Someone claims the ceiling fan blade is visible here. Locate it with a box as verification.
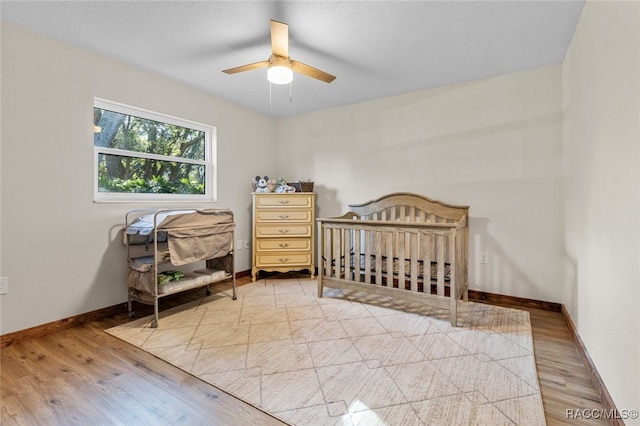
[291,60,336,83]
[270,20,289,58]
[222,60,269,74]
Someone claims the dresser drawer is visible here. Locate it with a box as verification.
[255,252,311,267]
[255,223,312,238]
[255,209,312,222]
[255,194,313,208]
[256,238,311,251]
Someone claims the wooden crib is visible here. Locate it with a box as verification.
[317,193,469,326]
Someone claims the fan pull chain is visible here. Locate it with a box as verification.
[267,81,293,107]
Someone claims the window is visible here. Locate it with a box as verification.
[93,98,216,202]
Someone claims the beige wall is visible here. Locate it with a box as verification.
[563,1,640,420]
[277,65,565,303]
[0,23,278,334]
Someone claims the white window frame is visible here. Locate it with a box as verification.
[93,98,216,203]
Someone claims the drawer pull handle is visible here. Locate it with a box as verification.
[278,200,290,205]
[278,243,290,248]
[278,229,289,234]
[278,214,289,219]
[278,258,290,263]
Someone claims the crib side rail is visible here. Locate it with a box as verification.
[317,217,465,299]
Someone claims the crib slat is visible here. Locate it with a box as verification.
[374,231,383,285]
[364,229,372,284]
[354,227,362,282]
[328,227,334,278]
[344,228,351,281]
[339,228,345,279]
[332,228,341,279]
[421,233,431,294]
[386,233,393,287]
[410,232,418,292]
[405,229,411,264]
[437,234,446,296]
[323,226,331,277]
[397,231,405,289]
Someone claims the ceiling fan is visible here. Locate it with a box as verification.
[222,20,336,85]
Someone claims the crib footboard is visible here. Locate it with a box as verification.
[316,193,469,326]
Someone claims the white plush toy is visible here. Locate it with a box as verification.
[275,184,296,193]
[275,177,296,193]
[254,175,270,193]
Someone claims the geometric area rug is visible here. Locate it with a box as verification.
[105,276,546,425]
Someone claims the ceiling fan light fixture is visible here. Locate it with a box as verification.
[267,65,293,84]
[267,55,293,85]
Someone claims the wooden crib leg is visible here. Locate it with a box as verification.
[450,298,458,327]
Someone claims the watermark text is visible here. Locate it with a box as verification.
[566,408,638,420]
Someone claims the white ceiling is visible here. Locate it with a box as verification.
[1,1,584,117]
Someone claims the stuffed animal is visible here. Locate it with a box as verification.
[254,175,270,193]
[276,183,296,193]
[274,177,296,193]
[267,179,278,193]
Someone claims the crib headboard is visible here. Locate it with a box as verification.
[347,192,469,224]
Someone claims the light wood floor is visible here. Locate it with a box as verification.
[1,276,609,425]
[482,302,609,426]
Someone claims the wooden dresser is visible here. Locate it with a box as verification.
[252,192,315,281]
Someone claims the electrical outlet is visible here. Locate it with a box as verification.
[0,277,8,295]
[479,252,489,264]
[244,240,250,249]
